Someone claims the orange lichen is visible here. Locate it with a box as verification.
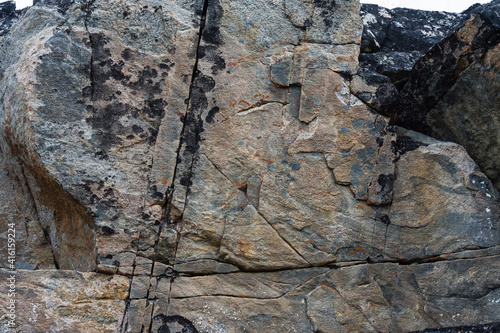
[349,247,368,255]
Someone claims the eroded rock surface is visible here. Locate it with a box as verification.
[359,4,461,89]
[392,1,500,191]
[0,0,499,332]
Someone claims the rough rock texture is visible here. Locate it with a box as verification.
[357,1,500,196]
[358,4,462,89]
[0,1,17,37]
[0,269,130,332]
[0,0,499,332]
[392,0,500,192]
[352,4,467,118]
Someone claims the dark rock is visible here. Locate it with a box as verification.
[391,3,500,189]
[0,0,17,36]
[360,4,393,53]
[33,0,72,14]
[0,1,15,19]
[460,0,500,29]
[360,4,462,54]
[359,51,422,89]
[351,65,400,116]
[413,322,500,333]
[383,7,461,53]
[359,4,462,89]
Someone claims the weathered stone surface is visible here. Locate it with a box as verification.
[360,4,393,53]
[0,1,15,19]
[0,1,17,37]
[361,4,461,54]
[392,2,500,190]
[359,50,423,89]
[0,0,499,332]
[414,322,500,333]
[381,8,461,53]
[0,0,206,271]
[350,63,400,117]
[0,146,55,269]
[358,4,462,89]
[360,1,500,196]
[145,256,500,332]
[0,269,129,332]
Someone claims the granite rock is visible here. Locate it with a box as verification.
[358,4,462,89]
[392,1,500,190]
[0,269,130,332]
[0,0,499,332]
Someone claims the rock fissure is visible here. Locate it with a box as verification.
[201,152,312,268]
[329,283,382,332]
[119,260,136,333]
[82,0,95,101]
[248,207,312,266]
[236,100,290,114]
[150,0,212,320]
[304,294,319,333]
[18,164,59,269]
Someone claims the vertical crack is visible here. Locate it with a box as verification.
[146,301,155,333]
[304,293,318,332]
[82,0,95,103]
[19,165,59,269]
[147,0,210,322]
[152,0,209,262]
[165,0,210,289]
[119,259,136,333]
[383,155,397,255]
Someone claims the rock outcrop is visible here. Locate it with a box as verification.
[392,0,500,191]
[0,0,499,332]
[359,4,462,89]
[352,3,464,116]
[0,1,17,37]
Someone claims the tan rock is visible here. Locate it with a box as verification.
[0,269,129,332]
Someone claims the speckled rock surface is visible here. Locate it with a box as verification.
[353,4,464,117]
[358,4,462,89]
[392,0,500,191]
[0,0,499,332]
[0,1,17,37]
[0,269,130,332]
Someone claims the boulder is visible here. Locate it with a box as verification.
[358,4,462,89]
[393,0,500,189]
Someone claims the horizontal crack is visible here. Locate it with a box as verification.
[236,100,289,113]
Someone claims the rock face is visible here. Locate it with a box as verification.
[0,0,499,332]
[0,1,17,37]
[359,4,462,89]
[352,4,462,117]
[392,0,500,191]
[357,1,500,195]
